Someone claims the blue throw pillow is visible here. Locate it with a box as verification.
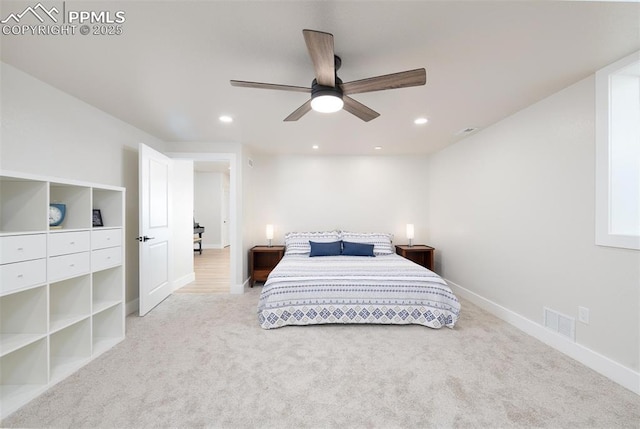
[341,241,375,257]
[309,240,342,257]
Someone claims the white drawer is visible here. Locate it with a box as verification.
[0,258,47,295]
[92,229,122,250]
[0,234,46,265]
[48,252,90,282]
[92,247,122,272]
[48,231,90,257]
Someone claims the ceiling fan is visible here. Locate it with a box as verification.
[230,29,427,122]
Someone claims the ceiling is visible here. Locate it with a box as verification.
[1,1,639,155]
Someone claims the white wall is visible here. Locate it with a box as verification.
[194,172,222,248]
[0,62,167,306]
[0,63,167,184]
[172,160,195,290]
[248,154,430,247]
[428,76,640,380]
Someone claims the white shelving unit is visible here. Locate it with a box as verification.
[0,171,125,419]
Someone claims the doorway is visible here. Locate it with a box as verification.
[178,160,231,293]
[168,152,240,294]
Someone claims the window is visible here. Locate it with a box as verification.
[595,51,640,250]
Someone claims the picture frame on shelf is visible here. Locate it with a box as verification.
[92,209,103,227]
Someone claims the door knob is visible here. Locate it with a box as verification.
[136,236,155,242]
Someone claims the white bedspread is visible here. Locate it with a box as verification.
[257,253,461,329]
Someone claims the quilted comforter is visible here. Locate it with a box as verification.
[257,253,461,329]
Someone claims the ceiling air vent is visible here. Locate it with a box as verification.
[456,127,479,136]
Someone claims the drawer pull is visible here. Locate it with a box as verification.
[69,264,75,267]
[17,274,23,278]
[17,247,24,251]
[69,241,75,245]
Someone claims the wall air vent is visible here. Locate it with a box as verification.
[543,307,575,341]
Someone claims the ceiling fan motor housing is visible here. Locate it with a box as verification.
[311,77,344,100]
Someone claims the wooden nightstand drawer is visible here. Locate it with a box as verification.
[395,245,435,271]
[249,245,285,287]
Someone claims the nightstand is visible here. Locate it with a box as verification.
[249,245,285,287]
[395,245,435,271]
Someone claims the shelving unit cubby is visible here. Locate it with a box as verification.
[49,275,91,333]
[0,177,48,233]
[50,183,91,230]
[0,286,47,356]
[50,319,92,382]
[92,188,123,228]
[0,170,125,419]
[93,266,123,314]
[0,339,48,416]
[92,303,124,356]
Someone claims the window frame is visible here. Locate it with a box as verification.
[595,50,640,250]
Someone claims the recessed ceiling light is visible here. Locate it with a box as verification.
[414,117,428,125]
[219,115,233,123]
[374,146,382,150]
[312,145,319,150]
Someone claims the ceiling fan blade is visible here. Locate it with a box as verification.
[284,100,312,121]
[342,96,380,122]
[341,68,426,95]
[230,80,310,93]
[303,29,335,87]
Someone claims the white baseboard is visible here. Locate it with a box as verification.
[231,278,250,294]
[126,298,139,316]
[445,278,640,395]
[173,272,196,291]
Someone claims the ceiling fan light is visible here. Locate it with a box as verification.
[311,95,344,113]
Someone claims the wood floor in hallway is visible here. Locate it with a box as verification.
[175,247,231,294]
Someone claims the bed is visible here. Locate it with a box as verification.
[257,231,461,329]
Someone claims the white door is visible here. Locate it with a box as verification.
[221,172,230,247]
[138,143,173,316]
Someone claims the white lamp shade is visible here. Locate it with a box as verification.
[266,224,274,240]
[311,95,344,113]
[406,224,415,240]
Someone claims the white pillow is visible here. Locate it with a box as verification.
[284,231,341,254]
[340,231,394,255]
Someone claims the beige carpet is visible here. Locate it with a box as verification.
[2,288,639,428]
